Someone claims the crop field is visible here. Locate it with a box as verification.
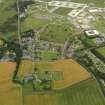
[0,62,22,105]
[23,78,105,105]
[34,59,90,89]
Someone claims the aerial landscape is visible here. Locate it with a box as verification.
[1,0,105,105]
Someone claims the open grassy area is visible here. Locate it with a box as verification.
[82,37,96,47]
[40,51,60,60]
[40,23,75,43]
[96,47,105,57]
[92,19,105,34]
[21,15,50,32]
[0,62,22,105]
[23,78,105,105]
[54,7,72,16]
[0,0,17,40]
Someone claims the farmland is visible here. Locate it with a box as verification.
[31,59,90,89]
[1,0,105,105]
[17,60,33,80]
[23,78,105,105]
[0,62,22,105]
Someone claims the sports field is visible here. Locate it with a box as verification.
[0,62,22,105]
[24,78,105,105]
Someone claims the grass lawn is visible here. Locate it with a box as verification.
[21,15,50,32]
[96,47,105,57]
[23,78,105,105]
[40,51,60,60]
[40,23,75,43]
[92,19,105,34]
[54,7,72,16]
[82,37,96,47]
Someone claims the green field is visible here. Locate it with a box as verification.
[40,23,75,43]
[21,15,50,32]
[82,37,96,47]
[40,51,61,60]
[54,7,72,16]
[96,47,105,57]
[92,19,105,34]
[23,78,105,105]
[0,0,17,39]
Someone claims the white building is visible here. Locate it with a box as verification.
[85,30,99,37]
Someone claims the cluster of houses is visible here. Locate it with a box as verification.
[21,30,63,60]
[0,51,16,62]
[21,30,35,59]
[39,41,63,53]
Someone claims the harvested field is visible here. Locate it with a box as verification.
[35,59,90,89]
[17,60,33,80]
[52,59,90,89]
[0,62,16,82]
[0,62,22,105]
